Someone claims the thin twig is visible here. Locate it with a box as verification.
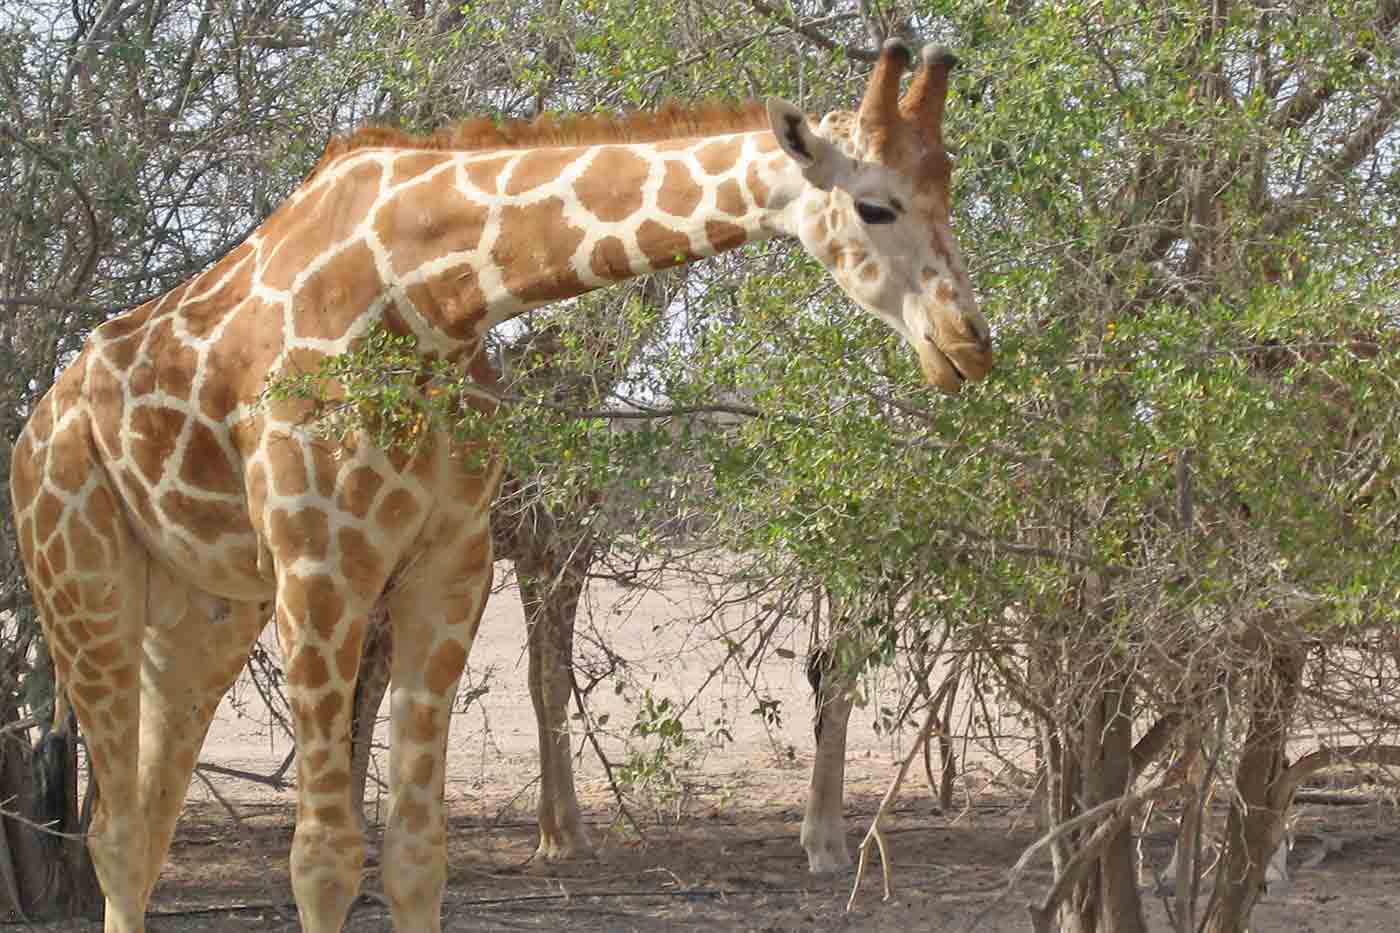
[195,757,294,790]
[0,798,84,841]
[740,0,878,61]
[191,768,248,834]
[847,700,942,911]
[964,763,1191,932]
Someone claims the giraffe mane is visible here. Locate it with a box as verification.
[311,100,771,177]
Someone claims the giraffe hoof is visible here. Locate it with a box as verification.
[533,836,596,862]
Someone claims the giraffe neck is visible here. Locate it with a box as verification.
[268,126,808,353]
[463,127,808,329]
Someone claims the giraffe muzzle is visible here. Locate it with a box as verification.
[912,315,994,394]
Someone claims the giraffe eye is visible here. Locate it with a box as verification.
[855,202,898,225]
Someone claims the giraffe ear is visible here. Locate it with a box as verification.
[766,98,844,191]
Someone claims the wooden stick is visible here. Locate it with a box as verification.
[847,700,942,911]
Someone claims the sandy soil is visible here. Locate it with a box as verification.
[32,571,1400,931]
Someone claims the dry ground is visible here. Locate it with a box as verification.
[24,573,1400,931]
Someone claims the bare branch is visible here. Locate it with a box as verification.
[0,296,129,316]
[1268,0,1400,133]
[1261,81,1400,239]
[740,0,878,62]
[1277,744,1400,805]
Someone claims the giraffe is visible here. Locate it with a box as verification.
[9,39,991,932]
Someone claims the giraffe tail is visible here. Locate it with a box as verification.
[33,688,74,833]
[806,647,829,743]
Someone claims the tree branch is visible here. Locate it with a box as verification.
[0,123,104,301]
[0,296,129,316]
[740,0,878,62]
[1276,744,1400,806]
[1260,81,1400,239]
[1268,0,1400,133]
[969,762,1189,933]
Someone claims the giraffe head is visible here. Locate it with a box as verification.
[767,40,992,394]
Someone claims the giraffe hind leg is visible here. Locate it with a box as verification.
[135,569,270,904]
[43,502,152,931]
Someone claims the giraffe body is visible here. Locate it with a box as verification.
[11,41,990,931]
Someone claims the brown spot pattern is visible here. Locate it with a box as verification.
[406,701,438,743]
[334,617,366,682]
[491,200,586,304]
[424,639,466,695]
[705,221,747,253]
[636,220,699,270]
[180,423,241,495]
[308,769,350,794]
[67,517,107,571]
[32,492,63,545]
[312,692,344,738]
[504,149,578,196]
[398,799,429,833]
[292,240,383,342]
[716,179,746,216]
[374,177,488,279]
[281,574,347,640]
[181,248,255,339]
[695,139,741,176]
[337,528,383,600]
[577,148,648,221]
[410,752,435,787]
[388,153,449,188]
[129,363,156,398]
[589,237,631,280]
[128,406,186,485]
[262,161,384,291]
[159,489,245,542]
[288,645,330,689]
[268,507,330,561]
[402,274,488,343]
[46,423,91,494]
[462,155,511,195]
[335,467,384,519]
[657,162,703,217]
[102,330,145,372]
[376,488,420,534]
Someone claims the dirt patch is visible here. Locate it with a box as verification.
[29,573,1400,930]
[38,790,1400,932]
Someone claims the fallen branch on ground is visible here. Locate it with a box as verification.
[847,699,942,911]
[965,757,1193,933]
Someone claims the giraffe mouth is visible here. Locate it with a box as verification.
[904,300,992,394]
[919,334,969,394]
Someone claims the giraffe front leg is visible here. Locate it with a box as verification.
[275,581,370,933]
[381,524,494,932]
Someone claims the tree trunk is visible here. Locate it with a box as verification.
[1097,678,1146,933]
[1030,635,1098,933]
[1200,643,1306,933]
[0,731,102,920]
